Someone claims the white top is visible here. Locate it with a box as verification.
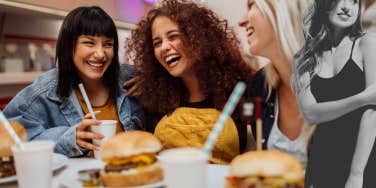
[267,95,314,167]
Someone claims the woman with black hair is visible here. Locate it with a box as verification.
[293,0,376,187]
[4,6,144,157]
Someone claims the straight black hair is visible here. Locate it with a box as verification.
[55,6,120,99]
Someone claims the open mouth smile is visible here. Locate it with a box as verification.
[87,61,104,68]
[165,54,181,68]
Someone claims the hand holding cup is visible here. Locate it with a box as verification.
[76,111,103,151]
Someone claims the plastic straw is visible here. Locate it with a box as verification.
[255,98,262,150]
[78,83,96,120]
[202,82,246,156]
[0,111,24,149]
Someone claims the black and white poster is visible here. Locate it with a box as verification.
[293,0,376,187]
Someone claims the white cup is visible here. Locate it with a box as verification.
[11,140,55,188]
[90,120,117,159]
[158,147,208,188]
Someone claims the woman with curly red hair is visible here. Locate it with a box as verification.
[125,0,253,164]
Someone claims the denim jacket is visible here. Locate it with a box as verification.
[4,64,145,157]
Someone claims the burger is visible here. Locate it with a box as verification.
[100,131,163,187]
[226,150,304,188]
[0,121,27,178]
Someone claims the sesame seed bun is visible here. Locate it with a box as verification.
[101,131,162,159]
[226,150,304,188]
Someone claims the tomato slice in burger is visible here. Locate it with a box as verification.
[226,176,240,182]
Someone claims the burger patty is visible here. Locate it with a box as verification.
[104,154,157,173]
[229,176,303,188]
[105,163,137,173]
[0,157,16,178]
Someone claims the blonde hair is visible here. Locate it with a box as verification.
[254,0,307,96]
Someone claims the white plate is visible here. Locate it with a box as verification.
[0,175,17,184]
[61,180,164,188]
[53,153,69,171]
[128,181,165,188]
[59,163,229,188]
[0,153,68,184]
[59,158,164,188]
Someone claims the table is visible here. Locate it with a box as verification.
[0,158,230,188]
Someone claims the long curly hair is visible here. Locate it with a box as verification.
[293,0,363,93]
[126,0,253,115]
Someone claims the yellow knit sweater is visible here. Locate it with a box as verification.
[154,107,239,164]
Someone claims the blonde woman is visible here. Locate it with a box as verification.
[238,0,313,165]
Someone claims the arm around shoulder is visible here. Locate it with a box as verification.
[120,63,137,81]
[296,72,368,125]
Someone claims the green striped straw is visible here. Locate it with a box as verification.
[78,83,97,120]
[0,111,24,149]
[202,82,246,156]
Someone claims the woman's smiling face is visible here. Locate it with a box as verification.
[151,16,194,78]
[73,35,114,82]
[238,0,275,56]
[329,0,359,29]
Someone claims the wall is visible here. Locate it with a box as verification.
[206,0,248,52]
[364,2,376,32]
[3,15,62,38]
[0,13,131,98]
[10,0,153,24]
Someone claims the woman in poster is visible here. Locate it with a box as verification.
[293,0,376,187]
